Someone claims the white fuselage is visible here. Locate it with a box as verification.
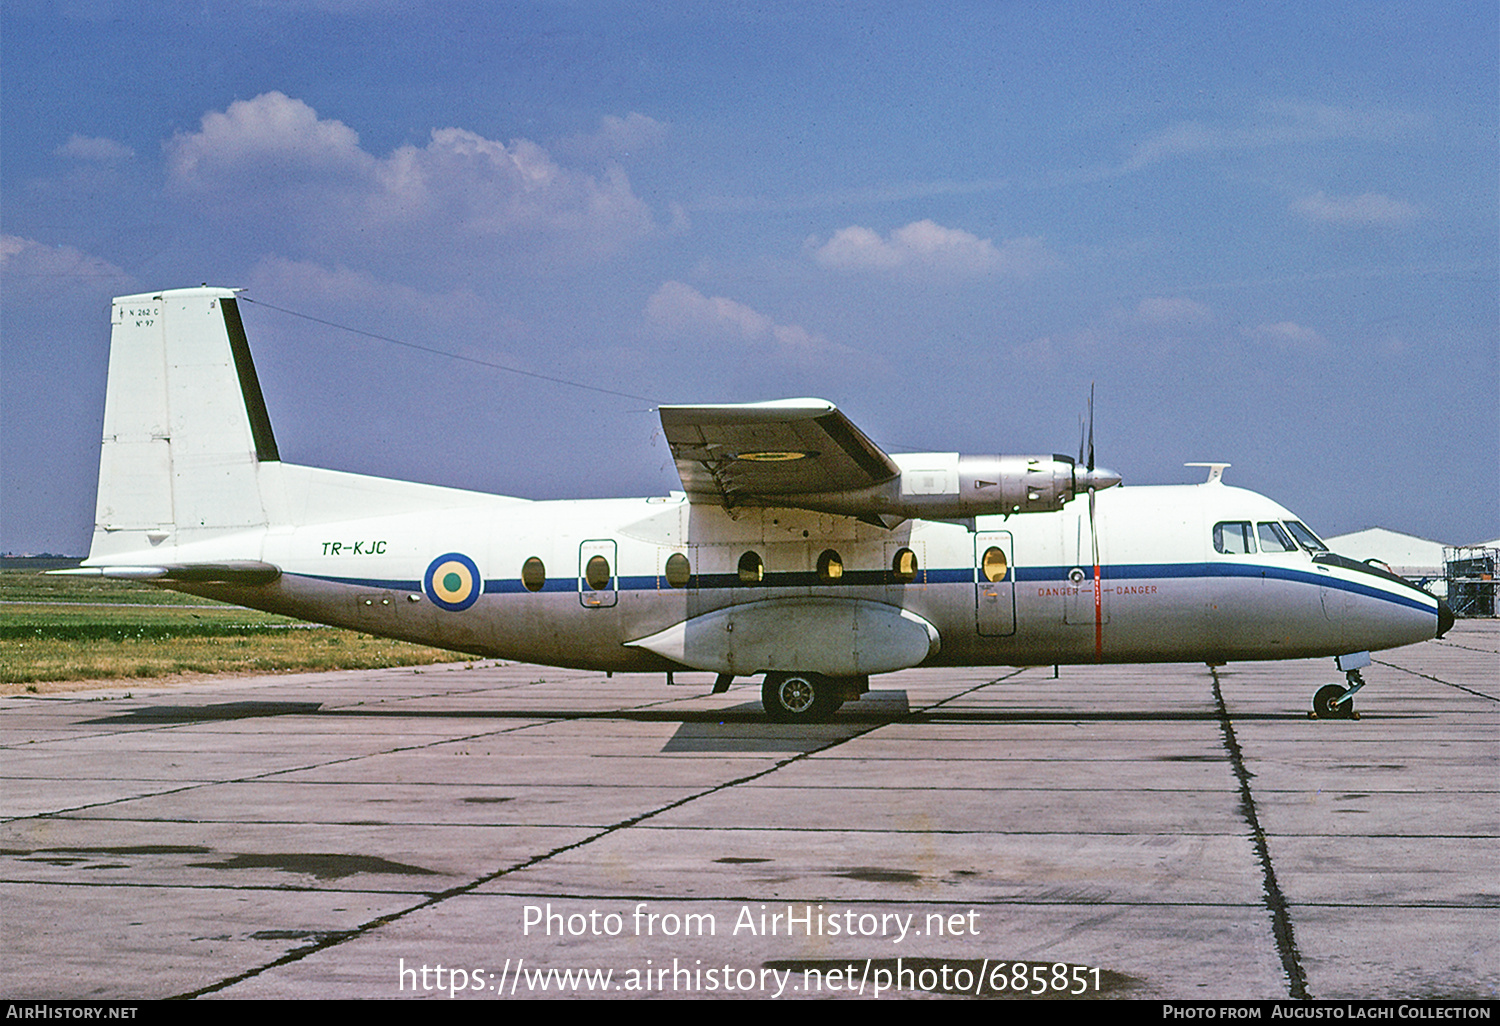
[162,461,1441,674]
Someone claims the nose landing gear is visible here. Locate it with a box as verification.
[1311,654,1370,720]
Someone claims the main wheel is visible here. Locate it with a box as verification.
[1312,683,1351,719]
[762,672,840,723]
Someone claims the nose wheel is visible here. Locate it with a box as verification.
[1312,683,1356,719]
[1311,668,1365,720]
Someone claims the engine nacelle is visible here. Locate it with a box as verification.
[765,452,1121,526]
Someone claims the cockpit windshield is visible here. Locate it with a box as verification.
[1257,522,1298,553]
[1284,521,1328,553]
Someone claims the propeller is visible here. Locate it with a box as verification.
[1075,385,1120,660]
[1075,384,1122,496]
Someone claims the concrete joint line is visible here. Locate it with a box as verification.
[1210,668,1310,1001]
[177,693,913,997]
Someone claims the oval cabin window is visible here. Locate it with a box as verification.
[816,549,844,583]
[521,556,546,592]
[585,554,612,590]
[738,551,764,584]
[891,547,919,583]
[664,552,691,588]
[981,546,1008,582]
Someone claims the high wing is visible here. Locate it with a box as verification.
[659,398,1117,525]
[659,399,899,508]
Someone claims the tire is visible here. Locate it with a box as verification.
[1312,683,1350,719]
[762,672,840,723]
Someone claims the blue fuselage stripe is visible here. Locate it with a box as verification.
[290,559,1436,617]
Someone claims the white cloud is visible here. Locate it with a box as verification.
[55,134,134,162]
[811,225,898,270]
[647,280,770,339]
[1291,191,1422,227]
[1242,320,1328,350]
[1122,100,1426,173]
[644,281,858,369]
[1123,121,1227,173]
[165,92,656,268]
[0,234,135,292]
[242,256,531,365]
[555,112,670,162]
[246,255,478,316]
[1009,335,1061,371]
[368,130,652,246]
[167,91,369,185]
[1131,296,1214,327]
[809,220,1058,277]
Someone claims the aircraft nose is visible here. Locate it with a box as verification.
[1437,597,1455,639]
[1082,466,1122,491]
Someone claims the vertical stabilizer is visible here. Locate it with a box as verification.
[89,287,279,561]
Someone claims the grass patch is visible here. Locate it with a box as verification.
[0,570,470,688]
[0,568,232,605]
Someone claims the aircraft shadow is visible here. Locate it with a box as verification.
[80,695,1352,757]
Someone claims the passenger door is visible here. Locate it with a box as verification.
[578,539,617,608]
[974,530,1016,636]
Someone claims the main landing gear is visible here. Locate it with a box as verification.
[1310,653,1371,720]
[761,672,867,723]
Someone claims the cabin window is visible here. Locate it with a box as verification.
[891,547,919,583]
[981,546,1008,582]
[585,554,612,590]
[816,549,844,583]
[1213,521,1255,554]
[664,552,691,588]
[1284,521,1329,553]
[1257,522,1297,553]
[521,556,546,592]
[738,551,764,584]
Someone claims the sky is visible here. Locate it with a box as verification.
[2,0,1496,555]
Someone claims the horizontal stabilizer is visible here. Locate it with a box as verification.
[51,561,281,585]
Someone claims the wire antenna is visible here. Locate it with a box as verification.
[239,295,660,405]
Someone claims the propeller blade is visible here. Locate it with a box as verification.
[1085,383,1103,659]
[1072,382,1121,491]
[1091,483,1103,660]
[1087,382,1096,472]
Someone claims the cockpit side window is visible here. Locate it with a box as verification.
[1213,521,1255,554]
[1257,522,1297,553]
[1284,521,1329,553]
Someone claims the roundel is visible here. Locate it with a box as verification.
[424,552,482,612]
